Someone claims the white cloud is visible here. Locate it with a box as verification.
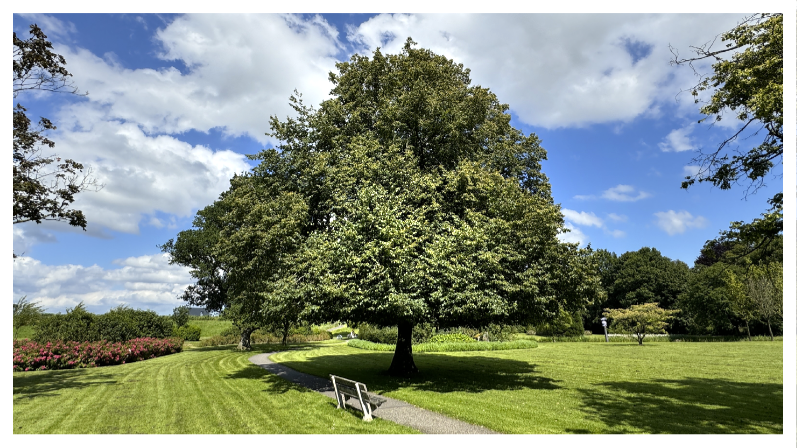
[562,209,603,227]
[347,13,743,129]
[52,14,342,145]
[653,210,708,235]
[658,124,696,152]
[601,184,651,202]
[575,185,650,202]
[560,209,626,243]
[558,223,589,246]
[15,13,76,39]
[607,213,628,222]
[13,254,193,314]
[50,120,251,235]
[573,194,596,200]
[13,224,58,257]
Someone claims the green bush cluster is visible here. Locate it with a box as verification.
[428,333,473,343]
[356,323,399,344]
[196,327,331,347]
[534,311,585,337]
[358,322,508,344]
[347,339,537,353]
[172,325,202,341]
[34,304,173,343]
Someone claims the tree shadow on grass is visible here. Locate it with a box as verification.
[572,377,782,434]
[13,369,117,400]
[224,363,311,395]
[279,351,560,395]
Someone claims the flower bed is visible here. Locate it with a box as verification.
[13,337,183,372]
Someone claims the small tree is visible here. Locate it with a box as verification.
[603,303,679,345]
[13,295,44,340]
[747,263,782,341]
[172,305,190,328]
[724,270,756,340]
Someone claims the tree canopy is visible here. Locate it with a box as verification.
[167,39,602,374]
[603,302,679,346]
[672,13,782,202]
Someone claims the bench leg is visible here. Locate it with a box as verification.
[338,393,346,409]
[362,402,373,422]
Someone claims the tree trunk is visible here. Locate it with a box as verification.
[237,327,253,351]
[282,321,290,346]
[745,320,751,341]
[388,322,418,376]
[767,319,773,341]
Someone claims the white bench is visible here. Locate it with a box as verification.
[329,375,387,421]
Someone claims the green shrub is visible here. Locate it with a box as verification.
[173,325,202,341]
[34,303,99,343]
[34,304,173,343]
[196,328,331,347]
[347,339,538,352]
[357,323,435,344]
[535,311,585,337]
[412,322,435,344]
[94,306,173,342]
[482,323,517,341]
[429,333,473,343]
[220,326,241,337]
[357,323,399,344]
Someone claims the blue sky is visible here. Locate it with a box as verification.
[12,12,787,315]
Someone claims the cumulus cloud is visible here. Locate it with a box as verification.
[53,14,342,145]
[13,254,193,314]
[560,209,625,244]
[658,124,696,152]
[653,210,708,235]
[607,213,628,222]
[48,120,251,235]
[347,13,743,129]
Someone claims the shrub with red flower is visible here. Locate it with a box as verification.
[13,337,184,372]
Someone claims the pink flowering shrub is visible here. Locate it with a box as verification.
[13,337,183,372]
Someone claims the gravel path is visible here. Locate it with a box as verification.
[249,352,497,434]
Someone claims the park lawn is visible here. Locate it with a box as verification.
[12,343,417,434]
[271,341,783,434]
[188,318,235,339]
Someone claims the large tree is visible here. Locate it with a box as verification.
[605,248,689,308]
[255,39,602,375]
[671,13,782,258]
[13,24,101,246]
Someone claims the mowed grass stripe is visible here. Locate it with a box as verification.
[272,341,782,434]
[13,344,417,434]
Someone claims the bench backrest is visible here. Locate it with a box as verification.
[330,375,373,401]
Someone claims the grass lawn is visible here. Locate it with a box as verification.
[12,343,417,434]
[271,340,783,434]
[188,319,235,339]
